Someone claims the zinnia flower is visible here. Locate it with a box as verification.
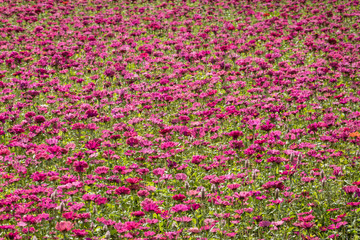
[55,221,74,232]
[115,186,131,195]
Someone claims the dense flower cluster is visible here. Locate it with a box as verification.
[0,0,359,239]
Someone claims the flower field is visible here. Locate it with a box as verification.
[0,0,360,239]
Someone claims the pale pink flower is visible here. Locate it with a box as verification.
[55,221,74,232]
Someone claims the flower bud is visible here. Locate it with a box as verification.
[103,225,108,231]
[274,188,279,199]
[104,230,111,239]
[32,236,38,240]
[322,179,326,188]
[252,170,257,180]
[211,184,217,193]
[245,160,249,169]
[185,181,190,191]
[50,190,57,200]
[93,206,97,215]
[59,202,65,213]
[289,153,294,162]
[356,150,360,157]
[320,170,325,179]
[201,187,206,200]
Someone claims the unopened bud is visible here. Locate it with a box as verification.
[103,224,108,231]
[356,150,360,157]
[185,181,190,191]
[310,170,314,176]
[252,170,257,180]
[274,188,279,199]
[50,190,57,200]
[289,153,294,162]
[320,170,325,179]
[322,179,326,188]
[93,206,97,215]
[201,187,206,200]
[59,202,65,212]
[245,160,250,169]
[32,236,38,240]
[104,230,111,239]
[211,184,217,193]
[90,222,95,229]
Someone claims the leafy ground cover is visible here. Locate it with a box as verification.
[0,0,360,239]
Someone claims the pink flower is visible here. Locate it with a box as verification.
[72,229,88,237]
[34,115,46,123]
[153,168,165,176]
[259,221,272,227]
[94,166,109,175]
[141,198,160,213]
[227,183,241,191]
[126,137,139,147]
[115,187,131,195]
[85,139,101,150]
[293,221,314,229]
[131,211,145,217]
[31,172,47,182]
[175,173,187,181]
[191,155,207,164]
[137,190,150,197]
[144,231,156,236]
[227,130,243,139]
[188,227,201,233]
[272,221,284,226]
[73,161,88,173]
[95,197,108,205]
[172,194,186,201]
[343,185,358,194]
[55,221,74,232]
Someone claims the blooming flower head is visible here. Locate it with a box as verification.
[73,161,89,173]
[55,221,74,232]
[115,186,131,195]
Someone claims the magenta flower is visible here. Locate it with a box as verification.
[73,161,88,173]
[259,221,272,227]
[115,186,131,195]
[85,139,101,150]
[172,194,186,201]
[34,115,46,123]
[126,137,139,147]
